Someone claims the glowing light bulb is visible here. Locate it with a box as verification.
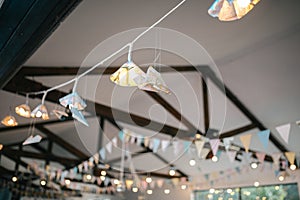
[227,188,233,193]
[12,176,18,182]
[86,174,92,180]
[251,162,258,169]
[100,176,106,181]
[164,189,170,194]
[254,181,260,187]
[212,155,218,162]
[181,184,187,190]
[132,186,138,193]
[36,111,42,118]
[146,177,152,183]
[237,0,251,8]
[278,175,285,182]
[209,188,215,193]
[114,179,120,185]
[169,169,176,176]
[65,179,71,185]
[101,170,107,176]
[40,179,47,186]
[189,159,196,166]
[290,164,296,171]
[147,189,153,194]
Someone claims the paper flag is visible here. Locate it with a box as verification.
[239,134,252,152]
[173,140,183,155]
[104,177,110,186]
[106,142,113,154]
[112,137,118,147]
[200,148,210,159]
[256,152,266,163]
[171,178,180,186]
[125,179,133,190]
[144,137,150,147]
[223,137,234,151]
[110,61,146,87]
[136,137,143,146]
[226,151,237,163]
[23,135,42,145]
[59,92,87,110]
[83,161,88,172]
[135,66,171,94]
[161,140,170,152]
[150,181,155,189]
[285,152,295,165]
[118,131,124,141]
[209,139,220,156]
[99,148,106,160]
[152,138,161,153]
[271,153,282,166]
[194,140,205,157]
[276,123,291,144]
[156,179,164,188]
[257,130,270,149]
[70,107,89,126]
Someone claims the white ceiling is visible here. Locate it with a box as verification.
[1,0,300,187]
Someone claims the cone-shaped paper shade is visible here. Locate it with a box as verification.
[1,115,18,126]
[70,107,89,126]
[110,61,146,87]
[59,92,87,110]
[136,66,171,94]
[52,110,68,120]
[15,104,31,118]
[23,135,42,145]
[31,104,49,120]
[208,0,224,18]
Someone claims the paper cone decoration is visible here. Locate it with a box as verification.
[276,123,291,144]
[15,104,31,118]
[135,66,171,94]
[239,134,252,152]
[31,104,49,120]
[285,152,295,165]
[59,92,87,111]
[208,0,260,21]
[52,109,68,120]
[23,135,42,145]
[226,150,237,163]
[1,115,18,126]
[70,107,89,126]
[256,152,266,163]
[257,130,270,149]
[209,139,220,156]
[110,61,146,87]
[223,137,234,151]
[195,140,205,157]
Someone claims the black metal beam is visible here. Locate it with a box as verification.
[0,0,82,88]
[219,124,257,139]
[202,77,210,133]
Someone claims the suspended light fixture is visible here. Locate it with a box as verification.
[169,168,176,176]
[208,0,260,21]
[1,115,18,126]
[189,158,196,166]
[146,176,152,183]
[135,66,171,94]
[212,155,218,162]
[290,164,296,171]
[31,92,49,120]
[70,107,89,126]
[15,94,31,118]
[12,176,18,182]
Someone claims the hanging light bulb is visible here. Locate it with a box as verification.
[146,176,152,183]
[278,175,285,182]
[1,115,18,126]
[31,92,49,120]
[12,176,18,182]
[132,186,139,193]
[15,94,31,118]
[169,168,176,176]
[250,162,258,169]
[189,158,196,166]
[59,91,87,111]
[290,164,297,171]
[110,61,146,87]
[212,155,218,162]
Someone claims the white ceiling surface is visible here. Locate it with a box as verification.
[0,0,299,187]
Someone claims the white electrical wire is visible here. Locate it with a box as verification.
[27,0,187,97]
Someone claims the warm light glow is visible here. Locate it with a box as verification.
[231,192,235,196]
[114,179,120,185]
[209,188,215,193]
[132,186,139,193]
[31,104,49,120]
[208,194,213,199]
[189,159,196,166]
[147,189,153,195]
[169,169,176,176]
[290,164,296,171]
[86,174,92,180]
[254,181,260,187]
[275,186,280,190]
[251,162,258,169]
[1,115,18,126]
[262,197,267,200]
[65,179,71,185]
[100,176,106,181]
[15,104,31,118]
[164,189,170,194]
[146,177,152,183]
[195,133,201,140]
[12,176,18,182]
[40,180,47,186]
[278,175,285,181]
[218,197,223,200]
[59,92,87,111]
[181,184,187,190]
[101,170,107,176]
[237,0,251,8]
[0,144,3,151]
[212,155,218,162]
[227,188,233,193]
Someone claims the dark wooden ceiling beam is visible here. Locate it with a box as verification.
[202,77,210,133]
[35,125,88,160]
[219,123,257,139]
[0,0,82,88]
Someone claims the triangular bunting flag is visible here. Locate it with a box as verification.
[118,131,124,141]
[106,141,113,154]
[136,137,143,146]
[276,123,291,144]
[195,140,205,157]
[200,148,210,159]
[223,137,234,151]
[161,140,170,152]
[112,137,118,147]
[285,152,295,165]
[257,130,270,149]
[239,134,252,152]
[99,148,106,160]
[152,138,161,153]
[271,153,282,166]
[156,179,164,188]
[209,139,220,156]
[144,137,150,147]
[256,152,266,163]
[226,151,237,163]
